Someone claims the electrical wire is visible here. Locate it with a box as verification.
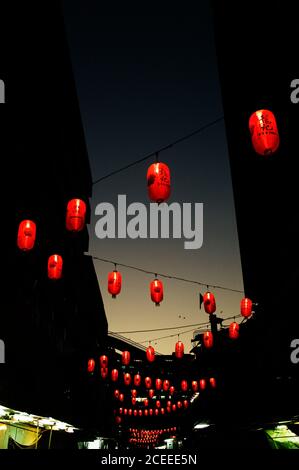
[92,255,244,294]
[92,116,224,185]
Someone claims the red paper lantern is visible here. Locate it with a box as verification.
[132,397,136,406]
[177,401,182,409]
[146,345,155,362]
[66,198,86,232]
[155,409,159,416]
[128,409,132,416]
[203,291,216,314]
[111,369,119,382]
[209,377,217,388]
[119,393,124,402]
[172,404,177,412]
[163,380,170,392]
[144,399,149,407]
[149,389,155,399]
[147,162,171,203]
[145,377,152,389]
[183,400,188,409]
[241,298,253,318]
[161,408,165,415]
[131,389,137,398]
[124,373,131,386]
[249,109,279,156]
[199,379,206,391]
[150,279,163,306]
[156,400,161,408]
[115,416,122,424]
[181,380,188,392]
[144,409,148,417]
[108,270,122,298]
[203,331,213,349]
[191,380,198,392]
[175,340,184,359]
[17,220,36,251]
[114,389,120,399]
[134,374,141,387]
[119,407,123,415]
[149,409,153,416]
[122,350,131,366]
[167,400,172,408]
[155,378,162,391]
[134,410,138,417]
[87,359,95,373]
[229,322,239,339]
[167,406,171,413]
[138,410,143,417]
[169,386,175,395]
[48,254,63,280]
[100,355,108,368]
[101,367,108,379]
[124,408,128,415]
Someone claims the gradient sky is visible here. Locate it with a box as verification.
[62,3,244,354]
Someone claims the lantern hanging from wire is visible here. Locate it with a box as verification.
[150,278,163,306]
[249,109,279,156]
[66,198,87,232]
[147,159,171,203]
[108,269,122,298]
[17,220,36,251]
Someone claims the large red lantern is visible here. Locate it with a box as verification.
[210,377,217,388]
[108,270,122,298]
[87,359,95,373]
[100,355,108,368]
[191,380,198,392]
[146,345,155,362]
[203,331,213,349]
[114,389,120,399]
[66,198,86,232]
[122,350,131,366]
[101,367,108,379]
[249,109,279,156]
[183,400,189,409]
[111,369,119,382]
[229,322,239,339]
[169,386,175,395]
[203,291,216,314]
[134,374,141,387]
[147,162,171,203]
[124,373,131,386]
[175,340,184,359]
[150,279,163,306]
[241,298,253,318]
[155,378,162,391]
[181,380,188,392]
[17,220,36,251]
[145,377,152,389]
[199,379,206,390]
[48,254,63,280]
[149,389,155,399]
[163,380,170,392]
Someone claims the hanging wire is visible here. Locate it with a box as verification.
[92,116,224,185]
[92,256,244,293]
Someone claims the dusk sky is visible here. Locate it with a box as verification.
[62,3,244,354]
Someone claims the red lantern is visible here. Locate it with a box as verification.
[150,279,163,306]
[191,380,198,392]
[138,410,143,417]
[181,380,188,392]
[111,369,118,382]
[48,254,63,280]
[160,408,165,415]
[147,162,171,203]
[101,367,108,379]
[149,389,155,399]
[108,270,122,298]
[175,340,184,359]
[183,400,188,409]
[144,409,148,417]
[128,409,132,416]
[163,380,170,392]
[115,416,122,425]
[229,322,239,339]
[119,407,123,415]
[145,377,152,389]
[149,409,153,416]
[144,399,149,407]
[177,401,182,409]
[172,404,177,412]
[156,400,161,408]
[203,291,216,314]
[132,397,136,406]
[155,409,159,416]
[167,400,172,408]
[210,377,217,388]
[66,199,86,232]
[114,389,120,399]
[122,350,131,366]
[17,220,36,251]
[134,410,138,417]
[203,331,213,349]
[124,408,128,415]
[119,393,124,402]
[167,406,171,413]
[131,389,137,398]
[241,298,253,318]
[169,386,175,395]
[124,373,131,386]
[155,378,162,391]
[199,379,206,391]
[249,109,279,156]
[87,358,95,373]
[100,355,108,368]
[134,374,141,387]
[146,345,155,362]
